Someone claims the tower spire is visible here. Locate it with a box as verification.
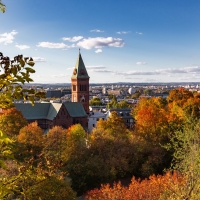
[71,52,90,114]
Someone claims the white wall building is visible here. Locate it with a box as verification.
[88,111,106,133]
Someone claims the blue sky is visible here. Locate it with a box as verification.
[1,0,200,83]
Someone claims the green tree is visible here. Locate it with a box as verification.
[107,96,118,109]
[0,131,13,169]
[131,92,141,99]
[164,118,200,199]
[0,53,45,109]
[117,100,130,108]
[144,89,153,95]
[89,97,102,106]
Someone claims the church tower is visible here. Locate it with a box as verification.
[71,51,90,114]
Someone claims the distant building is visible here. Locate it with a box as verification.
[61,89,71,96]
[88,111,106,132]
[46,90,62,98]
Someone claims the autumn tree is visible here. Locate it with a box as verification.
[65,113,141,194]
[132,97,172,177]
[0,108,27,138]
[95,111,130,136]
[17,122,44,160]
[133,97,169,143]
[85,172,185,200]
[167,88,200,132]
[43,126,67,162]
[167,88,193,106]
[0,52,77,199]
[1,151,76,199]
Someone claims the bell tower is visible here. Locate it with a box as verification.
[71,51,90,114]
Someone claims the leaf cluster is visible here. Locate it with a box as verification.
[0,0,5,13]
[0,53,45,108]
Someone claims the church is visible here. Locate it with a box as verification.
[15,52,90,131]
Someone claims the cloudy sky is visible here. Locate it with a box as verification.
[1,0,200,83]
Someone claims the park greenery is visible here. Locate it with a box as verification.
[1,53,200,199]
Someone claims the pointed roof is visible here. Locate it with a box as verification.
[71,53,90,79]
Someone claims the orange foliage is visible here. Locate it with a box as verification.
[18,121,44,148]
[0,108,27,137]
[133,97,168,143]
[85,172,185,200]
[44,126,67,161]
[167,88,193,106]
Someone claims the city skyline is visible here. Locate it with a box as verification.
[1,0,200,83]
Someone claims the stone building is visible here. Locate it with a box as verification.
[15,52,89,131]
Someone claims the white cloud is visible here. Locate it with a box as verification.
[124,65,200,76]
[136,32,143,35]
[33,57,46,62]
[116,31,130,34]
[90,29,104,32]
[126,71,159,75]
[51,74,69,77]
[156,66,200,74]
[66,67,74,70]
[62,36,83,42]
[77,37,124,49]
[37,42,72,49]
[136,62,147,65]
[0,30,18,45]
[15,44,30,50]
[90,69,113,73]
[86,65,106,69]
[95,49,102,53]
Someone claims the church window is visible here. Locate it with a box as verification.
[80,85,87,91]
[73,85,76,91]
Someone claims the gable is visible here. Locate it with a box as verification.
[46,103,62,120]
[62,102,87,117]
